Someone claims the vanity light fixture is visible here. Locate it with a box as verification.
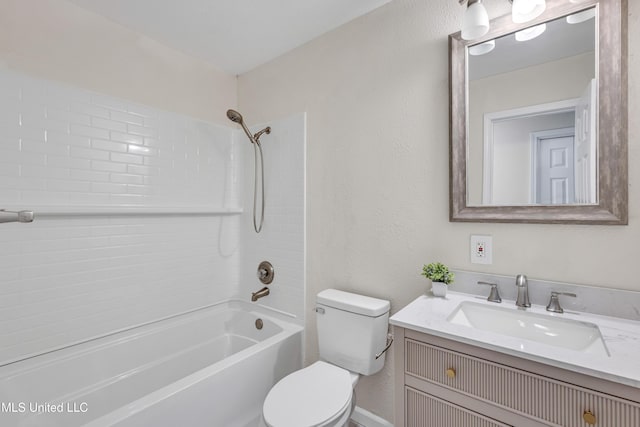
[458,0,547,40]
[460,0,490,40]
[515,23,547,41]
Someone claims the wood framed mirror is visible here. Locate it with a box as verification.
[449,0,627,224]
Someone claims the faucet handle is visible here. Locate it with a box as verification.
[546,291,577,313]
[477,281,502,303]
[257,261,274,284]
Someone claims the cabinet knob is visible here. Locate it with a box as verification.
[446,368,456,378]
[583,410,596,425]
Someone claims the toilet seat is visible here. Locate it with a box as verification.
[263,361,353,427]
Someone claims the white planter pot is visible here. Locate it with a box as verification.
[431,281,447,297]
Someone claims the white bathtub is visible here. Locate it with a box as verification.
[0,300,303,427]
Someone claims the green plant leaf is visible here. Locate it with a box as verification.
[421,262,454,285]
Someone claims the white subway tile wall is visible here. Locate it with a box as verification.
[0,70,240,364]
[239,113,306,324]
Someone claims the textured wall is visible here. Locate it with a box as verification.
[0,0,236,125]
[238,0,639,422]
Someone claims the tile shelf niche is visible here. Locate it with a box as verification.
[3,206,243,217]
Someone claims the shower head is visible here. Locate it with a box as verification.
[226,109,243,124]
[226,109,270,144]
[227,108,255,143]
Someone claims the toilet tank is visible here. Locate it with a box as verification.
[315,289,390,376]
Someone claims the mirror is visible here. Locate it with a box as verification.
[468,13,596,206]
[450,0,627,224]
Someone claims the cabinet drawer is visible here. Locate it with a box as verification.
[406,386,511,427]
[405,339,640,427]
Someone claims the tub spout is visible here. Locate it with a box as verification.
[251,286,270,302]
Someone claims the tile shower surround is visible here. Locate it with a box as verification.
[0,70,242,364]
[239,112,306,324]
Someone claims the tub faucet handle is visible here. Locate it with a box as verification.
[257,261,274,284]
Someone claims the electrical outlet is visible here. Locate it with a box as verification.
[470,235,492,265]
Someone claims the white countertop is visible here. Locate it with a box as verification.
[390,291,640,389]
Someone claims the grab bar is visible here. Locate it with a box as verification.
[0,209,34,223]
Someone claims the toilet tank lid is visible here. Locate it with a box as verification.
[317,289,390,317]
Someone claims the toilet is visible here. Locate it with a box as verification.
[262,289,391,427]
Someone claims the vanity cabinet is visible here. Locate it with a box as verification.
[394,328,640,427]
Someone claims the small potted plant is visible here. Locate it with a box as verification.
[422,262,455,297]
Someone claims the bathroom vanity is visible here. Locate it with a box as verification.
[391,293,640,427]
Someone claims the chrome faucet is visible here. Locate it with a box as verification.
[251,286,270,302]
[0,209,34,223]
[515,274,531,308]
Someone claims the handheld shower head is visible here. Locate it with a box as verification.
[226,109,257,144]
[225,108,271,234]
[226,109,270,144]
[226,109,243,124]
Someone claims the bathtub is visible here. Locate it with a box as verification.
[0,300,303,427]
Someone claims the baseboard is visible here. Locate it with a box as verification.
[351,406,394,427]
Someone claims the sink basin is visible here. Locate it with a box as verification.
[447,301,609,357]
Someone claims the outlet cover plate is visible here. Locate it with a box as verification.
[470,235,492,265]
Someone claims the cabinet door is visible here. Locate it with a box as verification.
[406,386,511,427]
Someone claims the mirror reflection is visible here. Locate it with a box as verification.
[466,9,596,206]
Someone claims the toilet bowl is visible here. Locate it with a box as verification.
[263,361,359,427]
[262,289,390,427]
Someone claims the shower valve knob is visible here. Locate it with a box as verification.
[257,261,274,285]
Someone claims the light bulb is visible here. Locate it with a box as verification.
[462,0,490,41]
[512,0,546,24]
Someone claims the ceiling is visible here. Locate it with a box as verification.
[69,0,392,75]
